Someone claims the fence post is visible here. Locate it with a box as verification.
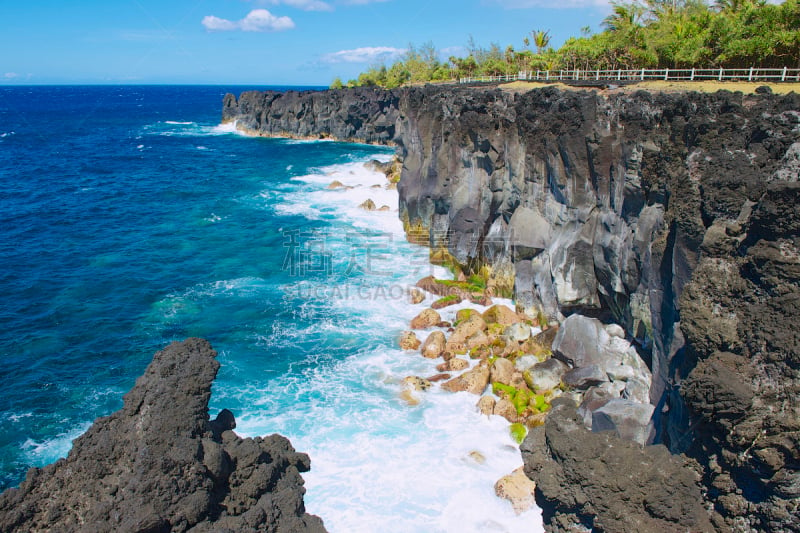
[664,68,669,81]
[640,68,645,80]
[617,69,621,80]
[782,66,787,82]
[748,67,754,82]
[596,69,599,80]
[719,68,723,81]
[690,68,695,81]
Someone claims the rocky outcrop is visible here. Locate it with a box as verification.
[522,401,713,533]
[222,88,399,144]
[222,85,800,531]
[0,339,325,533]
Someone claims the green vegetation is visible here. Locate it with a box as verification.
[493,383,552,415]
[433,294,461,306]
[435,278,486,295]
[333,0,800,88]
[510,422,528,444]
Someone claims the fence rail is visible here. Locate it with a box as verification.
[460,67,800,84]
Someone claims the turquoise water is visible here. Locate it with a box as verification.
[0,86,542,532]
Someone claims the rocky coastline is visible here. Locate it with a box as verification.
[0,339,326,533]
[222,83,800,532]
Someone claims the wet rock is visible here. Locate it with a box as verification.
[437,357,469,372]
[482,305,520,326]
[442,365,490,395]
[446,313,487,351]
[426,373,451,383]
[408,288,425,304]
[399,330,421,351]
[359,198,376,211]
[410,308,441,329]
[468,451,486,464]
[476,395,496,416]
[402,376,432,392]
[494,467,537,515]
[421,331,446,358]
[0,339,325,533]
[489,357,515,386]
[493,398,520,423]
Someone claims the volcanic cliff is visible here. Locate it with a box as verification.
[222,84,799,532]
[0,339,326,533]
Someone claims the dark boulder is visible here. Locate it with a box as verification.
[522,402,714,532]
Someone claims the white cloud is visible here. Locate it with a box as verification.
[265,0,334,11]
[487,0,610,7]
[201,9,295,32]
[322,46,406,63]
[3,72,19,80]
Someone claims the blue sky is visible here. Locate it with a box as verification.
[0,0,614,85]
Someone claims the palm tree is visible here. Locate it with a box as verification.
[603,3,646,32]
[530,30,551,55]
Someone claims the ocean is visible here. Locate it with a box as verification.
[0,85,542,532]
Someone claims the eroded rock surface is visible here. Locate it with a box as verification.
[0,339,325,533]
[522,401,713,533]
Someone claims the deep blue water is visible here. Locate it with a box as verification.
[0,84,385,485]
[0,85,542,532]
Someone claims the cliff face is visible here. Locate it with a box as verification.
[221,85,800,531]
[0,339,326,533]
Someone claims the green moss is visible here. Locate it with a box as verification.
[454,308,476,326]
[435,278,484,294]
[512,389,532,415]
[531,394,551,414]
[510,423,527,445]
[467,274,487,290]
[492,382,515,396]
[435,294,460,305]
[487,323,506,336]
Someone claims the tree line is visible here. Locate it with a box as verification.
[332,0,800,89]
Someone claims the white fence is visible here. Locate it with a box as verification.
[460,67,800,84]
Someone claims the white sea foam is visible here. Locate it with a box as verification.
[21,422,92,466]
[242,156,545,532]
[276,161,403,234]
[143,120,249,138]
